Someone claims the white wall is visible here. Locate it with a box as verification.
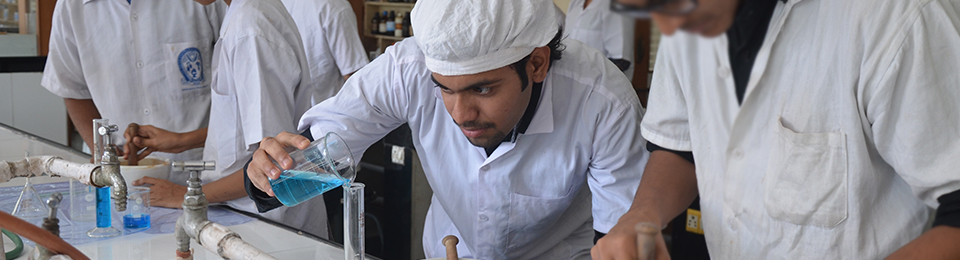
[554,0,573,13]
[0,34,38,57]
[0,72,68,145]
[0,73,11,124]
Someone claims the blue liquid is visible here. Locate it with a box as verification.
[123,214,151,229]
[270,170,346,207]
[95,187,111,228]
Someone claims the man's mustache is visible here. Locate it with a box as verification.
[453,119,495,129]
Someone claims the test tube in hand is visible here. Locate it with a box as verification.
[635,222,659,260]
[442,235,459,260]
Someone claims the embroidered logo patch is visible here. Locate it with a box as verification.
[178,47,205,85]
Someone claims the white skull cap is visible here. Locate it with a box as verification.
[411,0,561,76]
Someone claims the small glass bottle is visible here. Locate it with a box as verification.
[371,12,380,35]
[378,11,388,34]
[386,11,396,35]
[403,12,412,37]
[394,12,403,37]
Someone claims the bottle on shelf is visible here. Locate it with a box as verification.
[378,11,387,35]
[386,11,396,36]
[394,12,403,37]
[403,12,412,37]
[371,12,380,35]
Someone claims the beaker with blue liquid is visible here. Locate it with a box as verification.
[269,132,357,207]
[122,186,151,231]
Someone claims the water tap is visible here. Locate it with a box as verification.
[92,123,128,212]
[174,161,216,256]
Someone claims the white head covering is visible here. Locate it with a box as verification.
[411,0,561,76]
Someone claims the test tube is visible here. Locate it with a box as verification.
[344,183,364,260]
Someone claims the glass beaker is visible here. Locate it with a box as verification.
[69,179,98,222]
[269,132,356,207]
[122,186,150,231]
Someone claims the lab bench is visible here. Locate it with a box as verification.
[0,123,381,260]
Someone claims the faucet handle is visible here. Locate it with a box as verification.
[97,124,119,136]
[47,192,63,219]
[173,161,216,172]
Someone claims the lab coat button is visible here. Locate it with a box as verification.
[136,61,144,68]
[479,215,489,222]
[718,66,731,78]
[131,13,138,21]
[143,109,150,115]
[728,218,738,231]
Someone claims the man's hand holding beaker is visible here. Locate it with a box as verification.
[248,131,311,197]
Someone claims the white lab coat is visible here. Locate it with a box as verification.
[280,0,370,101]
[41,0,225,185]
[299,38,648,259]
[564,0,635,80]
[641,0,960,258]
[203,0,327,238]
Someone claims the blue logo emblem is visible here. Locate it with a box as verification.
[178,47,205,85]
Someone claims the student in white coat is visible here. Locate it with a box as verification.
[564,0,636,80]
[244,0,649,258]
[124,0,367,163]
[593,0,960,259]
[41,0,225,185]
[128,0,331,238]
[279,0,369,97]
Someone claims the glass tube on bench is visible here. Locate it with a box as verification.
[344,182,364,260]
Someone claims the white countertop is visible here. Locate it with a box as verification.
[0,123,377,260]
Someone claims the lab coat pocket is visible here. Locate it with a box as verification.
[164,39,213,100]
[763,118,848,228]
[506,191,572,251]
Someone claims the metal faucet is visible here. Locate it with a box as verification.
[172,161,277,260]
[92,123,127,212]
[175,161,216,257]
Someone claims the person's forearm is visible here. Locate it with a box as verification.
[176,127,208,152]
[64,98,101,152]
[886,226,960,259]
[202,169,249,203]
[619,150,699,227]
